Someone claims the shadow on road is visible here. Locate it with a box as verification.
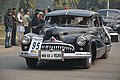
[35,60,84,71]
[0,55,86,71]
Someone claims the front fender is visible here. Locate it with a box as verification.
[91,38,105,49]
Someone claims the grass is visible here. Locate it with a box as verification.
[0,25,5,45]
[0,24,21,45]
[0,25,5,38]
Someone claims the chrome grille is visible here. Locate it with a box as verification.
[41,44,75,53]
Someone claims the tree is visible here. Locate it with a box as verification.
[78,0,120,10]
[0,0,20,23]
[53,0,80,9]
[19,0,36,9]
[35,0,53,9]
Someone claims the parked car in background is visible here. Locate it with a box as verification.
[98,9,120,34]
[20,9,111,69]
[105,27,119,42]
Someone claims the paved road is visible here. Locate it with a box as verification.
[0,41,120,80]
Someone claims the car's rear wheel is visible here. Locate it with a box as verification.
[26,58,38,68]
[101,51,109,59]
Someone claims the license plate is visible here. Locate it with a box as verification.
[41,51,62,60]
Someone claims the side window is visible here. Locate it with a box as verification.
[93,16,100,27]
[98,16,103,26]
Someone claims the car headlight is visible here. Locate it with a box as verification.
[76,36,86,46]
[21,36,31,45]
[113,25,119,30]
[117,20,120,24]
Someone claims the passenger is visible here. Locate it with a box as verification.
[79,17,89,25]
[70,19,75,25]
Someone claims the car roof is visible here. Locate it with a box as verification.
[98,9,120,13]
[46,9,98,17]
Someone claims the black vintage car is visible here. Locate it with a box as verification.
[20,9,111,69]
[98,9,120,34]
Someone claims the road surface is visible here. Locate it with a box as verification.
[0,41,120,80]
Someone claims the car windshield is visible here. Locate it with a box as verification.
[45,16,90,27]
[98,10,119,19]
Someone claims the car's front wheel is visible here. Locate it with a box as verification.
[26,58,38,68]
[81,58,91,69]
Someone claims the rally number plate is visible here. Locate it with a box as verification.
[28,36,43,54]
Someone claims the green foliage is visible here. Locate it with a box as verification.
[0,0,20,15]
[78,0,120,10]
[0,0,20,23]
[35,0,53,9]
[19,0,36,9]
[53,0,80,9]
[52,0,120,10]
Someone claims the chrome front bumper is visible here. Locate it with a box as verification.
[20,51,39,58]
[20,51,91,60]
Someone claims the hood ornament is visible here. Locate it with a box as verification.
[50,36,57,42]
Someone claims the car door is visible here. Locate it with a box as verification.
[92,15,106,58]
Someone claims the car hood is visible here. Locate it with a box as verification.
[103,18,117,23]
[44,26,90,43]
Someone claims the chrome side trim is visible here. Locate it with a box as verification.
[96,46,106,51]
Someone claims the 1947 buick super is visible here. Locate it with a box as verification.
[20,9,111,69]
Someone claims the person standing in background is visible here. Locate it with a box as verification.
[23,10,31,34]
[4,9,13,48]
[31,12,45,34]
[39,12,45,24]
[31,12,41,34]
[43,9,48,19]
[11,8,18,46]
[17,8,25,42]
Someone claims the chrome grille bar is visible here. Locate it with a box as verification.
[41,44,75,53]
